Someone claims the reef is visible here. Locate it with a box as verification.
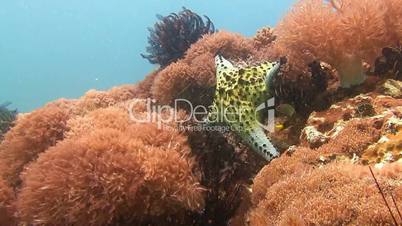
[273,0,401,88]
[141,8,216,67]
[17,106,204,225]
[230,83,402,226]
[1,1,402,225]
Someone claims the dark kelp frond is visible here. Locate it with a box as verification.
[0,102,17,139]
[142,7,216,67]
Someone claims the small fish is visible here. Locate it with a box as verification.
[276,104,296,117]
[275,123,285,130]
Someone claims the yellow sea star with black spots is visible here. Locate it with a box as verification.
[207,55,284,161]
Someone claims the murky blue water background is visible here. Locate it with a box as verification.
[0,0,295,112]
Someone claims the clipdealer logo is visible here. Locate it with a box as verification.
[128,98,276,132]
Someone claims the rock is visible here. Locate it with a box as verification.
[301,126,329,148]
[242,90,402,226]
[377,79,402,98]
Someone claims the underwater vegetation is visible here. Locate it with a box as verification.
[0,102,17,140]
[17,105,204,225]
[240,89,402,226]
[273,0,402,88]
[0,0,402,225]
[141,7,216,67]
[374,46,402,80]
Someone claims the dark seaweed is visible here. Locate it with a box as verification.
[374,46,402,80]
[271,60,331,114]
[141,7,216,67]
[0,102,17,139]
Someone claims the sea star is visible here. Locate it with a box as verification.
[207,55,283,161]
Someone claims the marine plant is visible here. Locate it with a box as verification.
[252,27,276,50]
[0,177,14,225]
[78,84,139,112]
[374,46,402,80]
[275,0,401,88]
[0,103,71,187]
[0,85,140,188]
[141,7,216,67]
[16,110,205,225]
[249,163,402,225]
[0,102,17,139]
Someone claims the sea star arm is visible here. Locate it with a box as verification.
[230,103,279,161]
[215,55,237,91]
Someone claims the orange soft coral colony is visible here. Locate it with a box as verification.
[248,163,402,225]
[0,103,72,187]
[275,0,399,88]
[16,112,205,225]
[0,178,15,225]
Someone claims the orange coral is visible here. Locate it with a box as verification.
[183,31,254,64]
[134,70,159,99]
[383,0,402,42]
[243,89,402,225]
[301,93,402,150]
[0,103,71,187]
[249,163,402,225]
[317,118,382,156]
[274,0,338,75]
[0,178,15,225]
[275,0,399,88]
[252,27,276,50]
[0,80,209,225]
[17,124,204,225]
[78,84,138,112]
[151,61,195,105]
[337,0,390,61]
[251,148,319,205]
[65,106,132,139]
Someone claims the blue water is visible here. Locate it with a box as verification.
[0,0,295,112]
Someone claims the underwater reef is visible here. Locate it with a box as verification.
[1,0,402,225]
[272,0,402,88]
[236,87,402,225]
